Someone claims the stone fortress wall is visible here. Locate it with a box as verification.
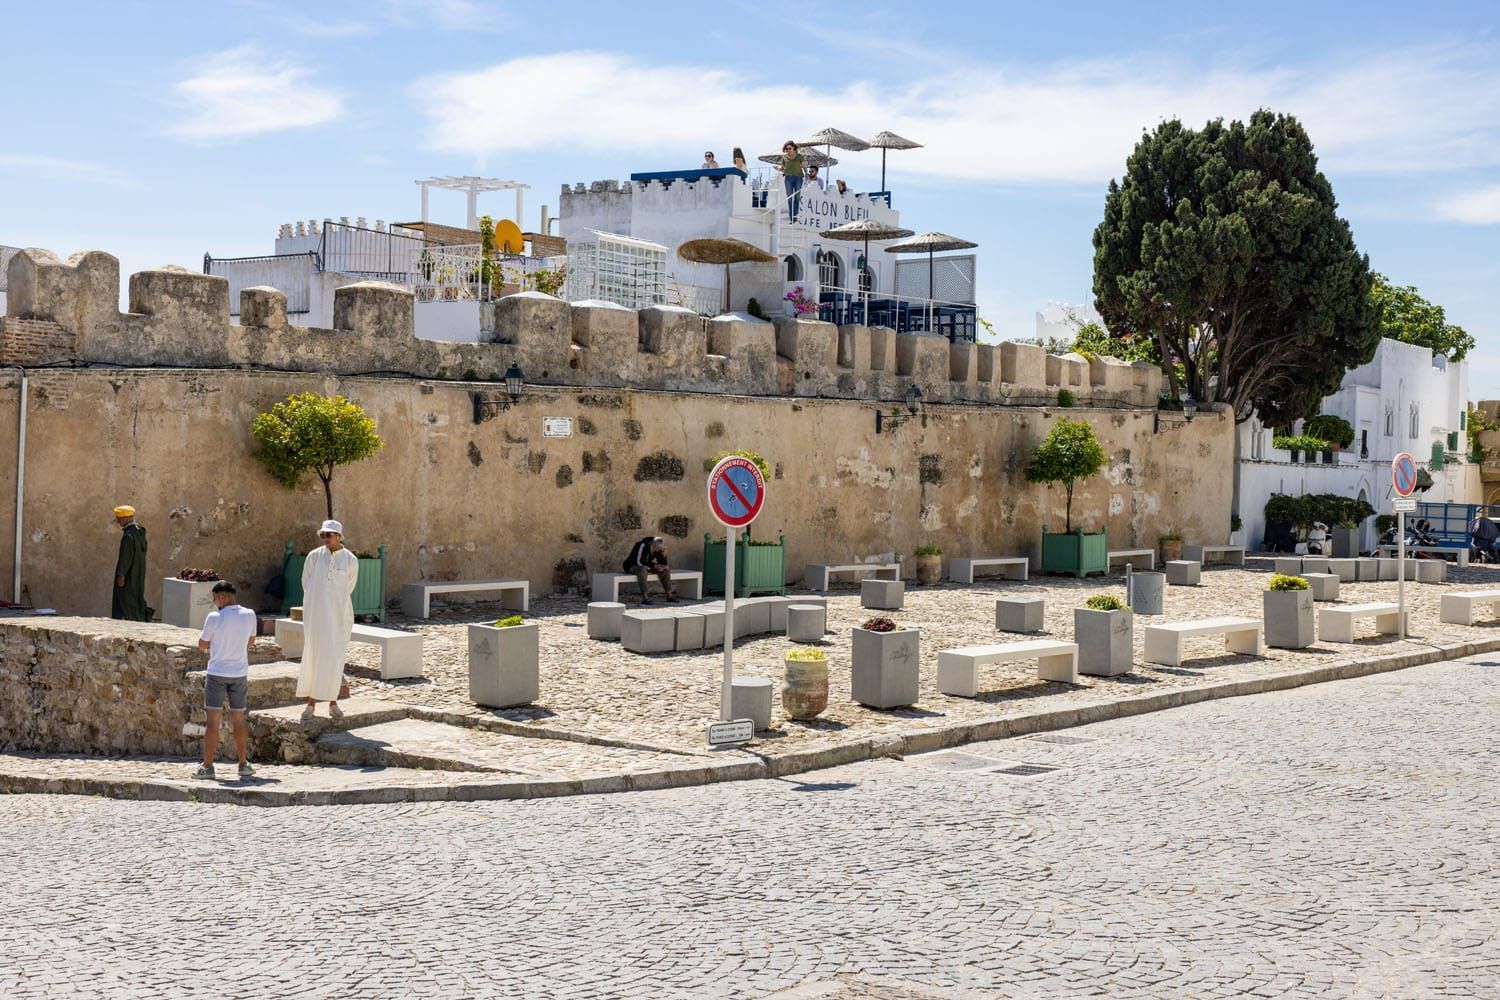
[0,248,1228,618]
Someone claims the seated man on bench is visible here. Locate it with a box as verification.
[623,535,678,605]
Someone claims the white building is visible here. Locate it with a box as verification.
[1237,337,1477,552]
[1034,300,1102,345]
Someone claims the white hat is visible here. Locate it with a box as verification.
[320,519,343,534]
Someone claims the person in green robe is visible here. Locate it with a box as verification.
[112,504,149,621]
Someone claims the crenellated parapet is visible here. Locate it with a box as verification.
[2,246,1165,410]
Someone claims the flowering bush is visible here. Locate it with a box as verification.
[178,568,221,582]
[784,286,817,315]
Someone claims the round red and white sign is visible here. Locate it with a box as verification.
[707,456,765,528]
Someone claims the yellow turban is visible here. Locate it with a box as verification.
[114,505,135,517]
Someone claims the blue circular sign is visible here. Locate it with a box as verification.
[1393,452,1417,497]
[708,457,765,528]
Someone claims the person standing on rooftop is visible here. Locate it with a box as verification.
[780,141,805,222]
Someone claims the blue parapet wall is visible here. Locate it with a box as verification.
[628,168,747,187]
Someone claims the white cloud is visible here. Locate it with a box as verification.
[167,46,344,141]
[1436,184,1500,224]
[0,154,127,186]
[411,43,1500,185]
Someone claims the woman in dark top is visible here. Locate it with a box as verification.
[780,141,805,222]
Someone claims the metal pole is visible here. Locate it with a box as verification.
[13,371,27,603]
[721,527,736,720]
[928,249,935,335]
[1398,509,1406,641]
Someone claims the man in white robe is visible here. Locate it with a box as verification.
[296,519,359,721]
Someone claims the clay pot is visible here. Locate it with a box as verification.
[914,553,942,585]
[1160,539,1183,563]
[781,655,829,720]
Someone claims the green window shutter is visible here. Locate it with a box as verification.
[1461,411,1468,430]
[1430,441,1445,469]
[1448,431,1459,451]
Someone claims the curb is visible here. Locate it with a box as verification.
[4,637,1495,806]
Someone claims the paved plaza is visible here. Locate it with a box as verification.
[2,656,1495,998]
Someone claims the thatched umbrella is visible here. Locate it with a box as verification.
[868,131,923,192]
[820,219,914,310]
[759,149,839,170]
[798,128,871,185]
[678,237,776,314]
[884,231,978,339]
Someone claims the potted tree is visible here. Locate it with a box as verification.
[1074,594,1134,676]
[1159,533,1183,563]
[782,647,828,720]
[468,614,539,707]
[850,616,920,709]
[1027,418,1109,578]
[913,544,943,585]
[1264,574,1314,649]
[162,567,221,630]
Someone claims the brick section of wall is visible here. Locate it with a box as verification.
[525,233,567,258]
[0,317,76,365]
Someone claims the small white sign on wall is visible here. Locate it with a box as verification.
[542,417,573,438]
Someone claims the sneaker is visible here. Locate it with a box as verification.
[192,764,215,781]
[300,704,316,723]
[666,592,680,603]
[329,703,345,721]
[641,597,653,605]
[237,763,255,780]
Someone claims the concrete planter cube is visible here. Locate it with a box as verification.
[466,622,539,708]
[860,578,905,610]
[781,654,829,720]
[1326,559,1357,583]
[1125,571,1165,615]
[1414,560,1445,584]
[1074,607,1133,677]
[1331,527,1360,558]
[1356,558,1379,582]
[1165,560,1200,586]
[1273,557,1303,576]
[1263,589,1314,649]
[622,611,676,653]
[1302,573,1340,602]
[995,596,1044,633]
[850,626,920,709]
[1300,557,1330,575]
[1378,559,1400,581]
[162,578,217,630]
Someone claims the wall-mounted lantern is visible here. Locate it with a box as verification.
[876,383,924,434]
[472,363,526,424]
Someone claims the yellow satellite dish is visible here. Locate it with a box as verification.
[493,218,525,255]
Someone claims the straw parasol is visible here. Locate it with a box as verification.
[820,219,914,306]
[678,237,776,314]
[760,149,839,170]
[797,127,871,184]
[884,231,978,339]
[868,131,923,192]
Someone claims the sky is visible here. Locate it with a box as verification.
[3,0,1498,394]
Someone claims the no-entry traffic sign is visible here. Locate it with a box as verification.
[707,456,765,528]
[1392,452,1417,497]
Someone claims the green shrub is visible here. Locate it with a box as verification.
[1305,414,1355,448]
[1375,514,1397,534]
[1230,514,1243,533]
[1268,574,1309,591]
[746,297,767,320]
[914,544,942,556]
[1265,493,1374,530]
[1158,532,1182,542]
[1272,434,1331,453]
[1084,594,1128,611]
[493,614,524,628]
[1056,388,1075,408]
[712,449,770,479]
[785,647,826,661]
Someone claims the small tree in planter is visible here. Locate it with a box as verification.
[1075,594,1134,676]
[468,614,540,708]
[1027,418,1109,577]
[1264,574,1314,649]
[782,647,828,720]
[252,392,383,521]
[850,616,919,709]
[913,544,942,585]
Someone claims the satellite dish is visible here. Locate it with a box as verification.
[493,218,525,255]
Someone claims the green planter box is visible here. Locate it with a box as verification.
[279,541,388,621]
[703,532,786,597]
[1039,527,1108,578]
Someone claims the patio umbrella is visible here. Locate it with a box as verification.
[759,149,839,169]
[884,231,978,340]
[798,128,871,186]
[678,237,776,314]
[820,219,914,309]
[868,131,923,193]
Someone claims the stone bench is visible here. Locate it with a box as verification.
[1318,602,1403,643]
[1108,549,1156,571]
[1142,616,1261,667]
[400,579,529,619]
[937,639,1078,696]
[1181,544,1245,566]
[805,562,900,592]
[590,571,704,604]
[274,618,423,680]
[948,556,1028,584]
[1378,544,1469,566]
[1439,590,1500,626]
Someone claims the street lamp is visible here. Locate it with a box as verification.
[1182,393,1198,423]
[472,363,526,424]
[876,383,924,434]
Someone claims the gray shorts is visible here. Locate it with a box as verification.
[205,674,248,712]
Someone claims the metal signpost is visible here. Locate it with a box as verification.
[706,455,766,744]
[1392,452,1418,641]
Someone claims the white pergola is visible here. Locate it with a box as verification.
[416,175,530,232]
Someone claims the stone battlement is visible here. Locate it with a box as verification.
[2,247,1162,406]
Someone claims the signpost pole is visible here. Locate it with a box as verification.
[721,526,736,721]
[1398,509,1406,641]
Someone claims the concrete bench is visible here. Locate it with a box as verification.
[1181,544,1245,566]
[1318,602,1404,643]
[274,618,423,680]
[590,571,704,604]
[1108,549,1156,571]
[1143,616,1261,667]
[1440,590,1500,626]
[805,562,900,592]
[937,639,1078,696]
[401,579,528,619]
[1378,544,1469,567]
[948,556,1028,584]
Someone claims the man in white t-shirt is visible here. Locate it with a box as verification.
[194,581,259,781]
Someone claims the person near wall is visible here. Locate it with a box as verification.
[112,504,150,621]
[701,151,719,169]
[623,535,677,605]
[1471,508,1499,562]
[732,147,748,172]
[780,141,805,222]
[296,519,358,721]
[193,581,259,781]
[1306,521,1328,555]
[835,178,848,195]
[806,164,825,190]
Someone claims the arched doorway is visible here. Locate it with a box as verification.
[817,250,843,291]
[784,254,802,282]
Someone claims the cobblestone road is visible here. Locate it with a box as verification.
[3,658,1495,998]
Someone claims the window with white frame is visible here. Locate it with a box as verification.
[1384,402,1395,437]
[1409,402,1420,439]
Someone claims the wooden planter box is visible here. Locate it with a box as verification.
[703,532,786,597]
[161,577,218,629]
[1040,528,1108,578]
[279,541,388,621]
[467,622,539,708]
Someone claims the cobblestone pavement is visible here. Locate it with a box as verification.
[2,656,1494,998]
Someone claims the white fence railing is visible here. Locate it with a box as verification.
[411,245,562,302]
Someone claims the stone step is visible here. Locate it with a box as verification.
[313,718,516,773]
[246,661,302,708]
[248,697,411,765]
